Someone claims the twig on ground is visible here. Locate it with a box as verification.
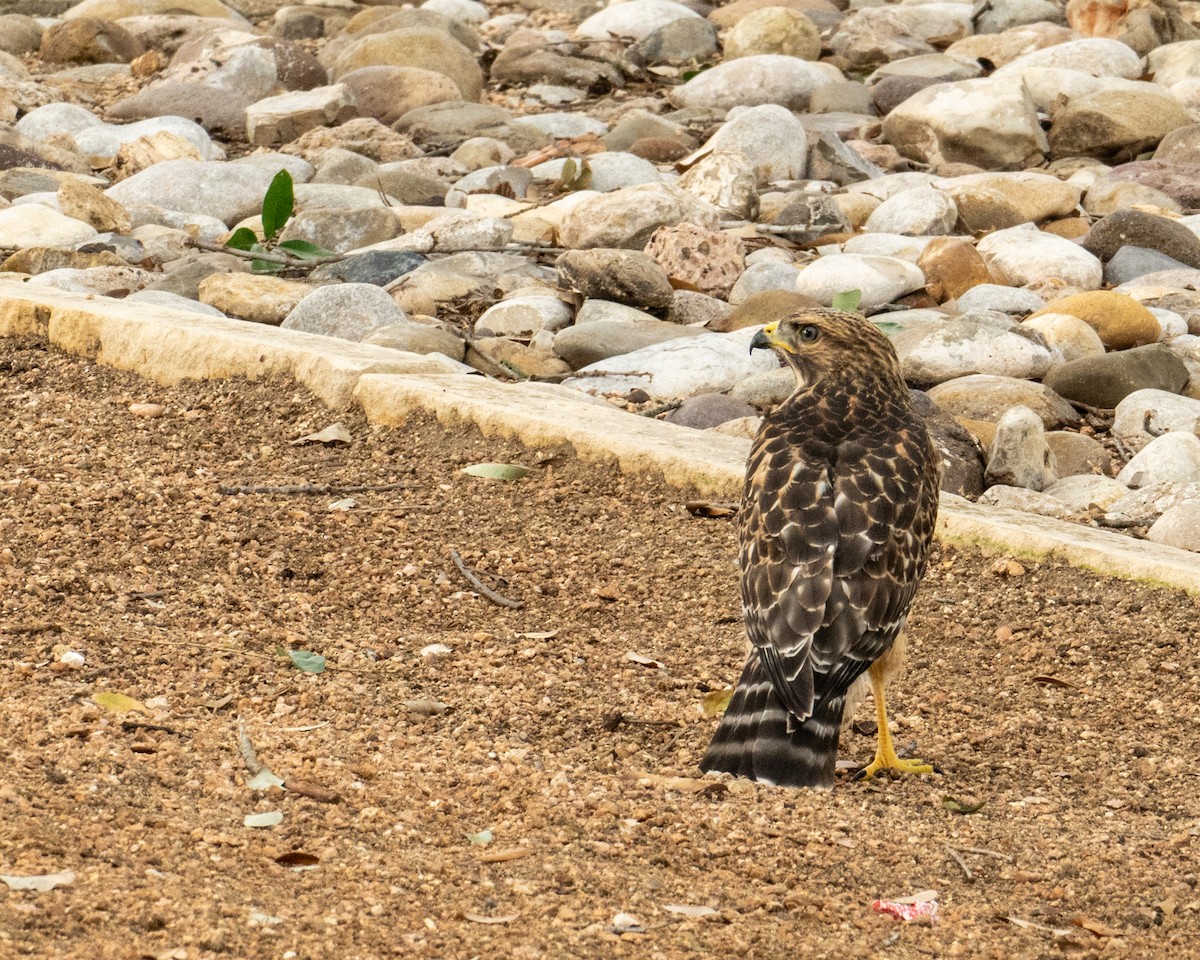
[0,622,62,635]
[188,237,344,268]
[1066,399,1114,419]
[121,720,186,736]
[218,481,412,496]
[640,401,683,418]
[1097,513,1158,529]
[449,549,525,610]
[946,846,974,881]
[949,845,1014,862]
[719,221,823,237]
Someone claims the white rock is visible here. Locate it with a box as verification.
[863,185,957,236]
[476,295,573,338]
[881,76,1048,170]
[895,320,1054,384]
[729,260,802,303]
[669,55,842,111]
[678,151,758,219]
[1149,307,1188,341]
[994,37,1142,79]
[107,159,276,225]
[847,172,940,202]
[794,253,925,309]
[1042,474,1129,512]
[126,290,227,317]
[402,211,514,252]
[531,153,661,192]
[560,182,720,249]
[1145,39,1200,87]
[842,233,934,263]
[576,0,701,40]
[1022,312,1106,364]
[15,103,224,162]
[1146,501,1200,552]
[575,299,659,324]
[1112,388,1200,440]
[1108,481,1200,520]
[985,404,1052,490]
[1116,432,1200,487]
[245,84,357,147]
[1014,68,1149,113]
[423,0,489,22]
[281,283,405,341]
[563,326,781,399]
[955,283,1046,315]
[976,224,1102,290]
[701,104,808,184]
[0,203,97,247]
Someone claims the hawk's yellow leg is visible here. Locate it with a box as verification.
[858,660,933,779]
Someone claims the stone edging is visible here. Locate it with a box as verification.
[2,279,1197,595]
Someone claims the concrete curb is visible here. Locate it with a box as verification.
[3,281,1198,595]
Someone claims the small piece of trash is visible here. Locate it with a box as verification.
[0,871,75,892]
[612,911,645,934]
[93,692,146,714]
[290,422,352,446]
[465,829,493,846]
[874,891,938,923]
[286,650,326,674]
[243,811,283,829]
[246,768,285,791]
[943,795,986,815]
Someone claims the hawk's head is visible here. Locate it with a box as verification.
[750,308,904,391]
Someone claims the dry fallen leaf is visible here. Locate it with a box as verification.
[93,692,146,714]
[290,422,352,446]
[1032,676,1079,690]
[1073,916,1125,938]
[625,650,665,669]
[283,779,341,804]
[663,903,718,918]
[701,688,734,717]
[275,851,319,868]
[402,699,449,716]
[0,870,74,892]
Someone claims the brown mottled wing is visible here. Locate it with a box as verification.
[740,403,938,722]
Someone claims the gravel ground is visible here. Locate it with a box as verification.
[1,336,1197,960]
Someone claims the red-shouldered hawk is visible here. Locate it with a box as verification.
[701,309,940,789]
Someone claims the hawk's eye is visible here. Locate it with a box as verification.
[799,324,820,343]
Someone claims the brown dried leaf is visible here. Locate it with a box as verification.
[275,851,319,868]
[479,847,532,864]
[283,779,341,804]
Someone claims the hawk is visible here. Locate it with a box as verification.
[701,309,940,789]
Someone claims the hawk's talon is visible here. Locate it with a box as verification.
[856,754,935,781]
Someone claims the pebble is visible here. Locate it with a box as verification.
[1,0,1198,541]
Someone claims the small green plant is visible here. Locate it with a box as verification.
[224,169,333,272]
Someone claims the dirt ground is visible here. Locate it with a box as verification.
[1,334,1198,960]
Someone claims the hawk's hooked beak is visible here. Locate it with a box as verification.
[750,322,792,355]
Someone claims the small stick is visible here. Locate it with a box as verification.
[121,720,185,736]
[1067,399,1115,418]
[949,845,1014,862]
[218,481,412,496]
[188,237,343,267]
[639,401,683,418]
[719,221,823,237]
[449,549,524,610]
[946,845,974,881]
[0,622,63,635]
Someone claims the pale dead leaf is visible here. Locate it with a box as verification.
[290,422,352,446]
[625,650,664,669]
[0,871,74,892]
[463,912,520,924]
[663,903,718,918]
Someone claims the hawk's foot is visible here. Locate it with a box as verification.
[855,748,933,781]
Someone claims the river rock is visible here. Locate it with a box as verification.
[917,238,993,302]
[701,104,809,184]
[1029,291,1161,350]
[928,373,1080,427]
[665,393,759,429]
[668,54,841,111]
[1043,474,1129,511]
[1022,312,1106,364]
[937,171,1082,231]
[1043,345,1189,409]
[557,249,674,310]
[794,253,924,308]
[281,282,404,341]
[724,6,821,60]
[1146,502,1200,552]
[1081,209,1200,270]
[559,182,720,250]
[644,223,745,299]
[563,326,780,399]
[1046,430,1112,477]
[955,283,1046,315]
[894,320,1054,385]
[1048,88,1194,161]
[976,225,1103,291]
[1117,431,1200,487]
[554,316,705,368]
[198,273,312,325]
[864,184,957,235]
[986,404,1053,490]
[1112,388,1200,440]
[476,294,573,339]
[576,0,701,40]
[977,485,1077,519]
[364,320,466,362]
[331,28,482,101]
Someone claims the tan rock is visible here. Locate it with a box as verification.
[917,238,993,303]
[937,172,1082,232]
[245,85,359,147]
[724,7,821,60]
[1,247,127,274]
[40,17,144,64]
[1049,88,1195,161]
[714,290,823,332]
[58,180,131,233]
[1030,291,1161,350]
[197,274,313,326]
[64,0,243,17]
[644,223,745,299]
[467,336,570,379]
[709,0,837,29]
[330,28,482,102]
[129,48,166,78]
[945,22,1074,67]
[280,118,422,164]
[1041,217,1091,239]
[112,131,204,181]
[339,66,460,126]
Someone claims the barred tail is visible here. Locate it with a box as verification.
[700,655,844,789]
